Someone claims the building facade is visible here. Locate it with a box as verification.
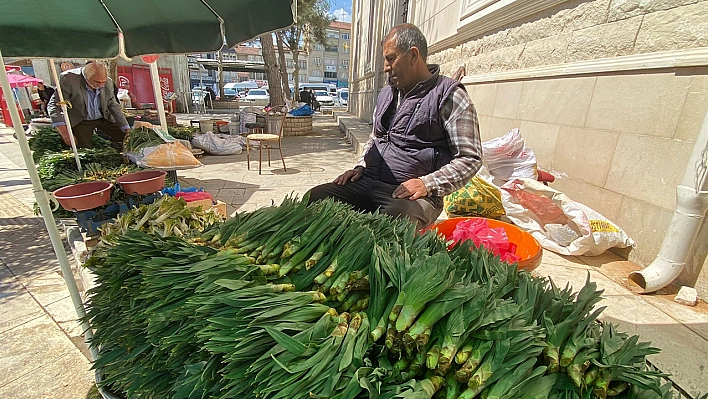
[350,1,708,301]
[231,21,352,88]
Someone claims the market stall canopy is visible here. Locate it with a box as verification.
[0,0,295,58]
[4,70,43,88]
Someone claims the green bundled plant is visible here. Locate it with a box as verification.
[28,127,112,163]
[84,196,670,399]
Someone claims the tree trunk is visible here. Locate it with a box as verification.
[217,50,224,99]
[292,50,301,102]
[276,31,292,101]
[259,33,284,107]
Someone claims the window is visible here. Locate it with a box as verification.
[326,30,339,39]
[324,57,337,66]
[342,33,350,40]
[325,45,338,53]
[340,60,349,68]
[324,72,337,79]
[299,74,307,82]
[286,60,294,68]
[313,57,321,66]
[298,60,307,69]
[311,70,321,77]
[313,44,323,51]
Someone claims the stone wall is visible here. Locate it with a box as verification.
[282,115,313,136]
[211,100,241,109]
[426,0,708,77]
[462,68,708,297]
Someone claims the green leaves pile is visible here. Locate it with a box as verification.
[85,196,671,399]
[168,125,199,141]
[124,127,166,152]
[28,127,113,163]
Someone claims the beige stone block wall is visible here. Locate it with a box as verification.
[461,67,708,291]
[426,0,708,76]
[586,73,692,138]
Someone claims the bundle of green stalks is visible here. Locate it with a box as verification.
[84,195,671,399]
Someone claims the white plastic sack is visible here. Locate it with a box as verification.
[501,178,634,256]
[192,132,245,155]
[482,128,537,187]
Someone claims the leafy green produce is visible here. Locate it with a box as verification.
[36,148,123,181]
[84,196,668,399]
[124,126,166,152]
[167,125,199,141]
[28,127,112,163]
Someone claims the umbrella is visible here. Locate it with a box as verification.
[5,70,42,88]
[0,1,294,391]
[0,0,295,58]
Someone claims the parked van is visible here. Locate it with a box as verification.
[224,81,259,92]
[337,88,348,106]
[299,83,337,95]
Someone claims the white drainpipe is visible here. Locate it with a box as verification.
[628,107,708,293]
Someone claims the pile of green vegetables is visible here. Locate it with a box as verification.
[40,162,139,192]
[168,125,199,141]
[28,127,114,163]
[124,125,199,152]
[98,195,223,244]
[124,126,167,152]
[85,196,673,399]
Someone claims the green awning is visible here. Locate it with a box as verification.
[0,0,294,58]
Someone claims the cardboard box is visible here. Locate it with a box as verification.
[185,199,228,218]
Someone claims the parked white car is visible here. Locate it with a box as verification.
[313,90,335,107]
[245,89,269,101]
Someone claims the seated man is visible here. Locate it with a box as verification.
[307,23,482,228]
[48,62,130,149]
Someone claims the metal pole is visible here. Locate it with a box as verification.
[0,48,97,361]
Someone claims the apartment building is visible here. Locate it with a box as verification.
[231,21,351,88]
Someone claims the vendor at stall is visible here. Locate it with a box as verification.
[47,62,130,150]
[117,82,141,110]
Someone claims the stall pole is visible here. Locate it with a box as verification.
[148,60,168,131]
[0,48,97,361]
[49,59,82,172]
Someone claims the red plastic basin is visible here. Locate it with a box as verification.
[53,181,113,212]
[116,170,167,195]
[429,217,543,271]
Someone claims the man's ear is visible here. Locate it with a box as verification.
[409,46,423,66]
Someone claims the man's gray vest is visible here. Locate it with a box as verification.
[364,65,463,188]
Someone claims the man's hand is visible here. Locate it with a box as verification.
[393,178,428,200]
[56,125,72,146]
[333,166,364,185]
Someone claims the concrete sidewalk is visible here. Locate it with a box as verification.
[0,113,706,398]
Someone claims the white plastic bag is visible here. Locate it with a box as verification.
[482,128,537,187]
[501,178,634,256]
[192,132,245,155]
